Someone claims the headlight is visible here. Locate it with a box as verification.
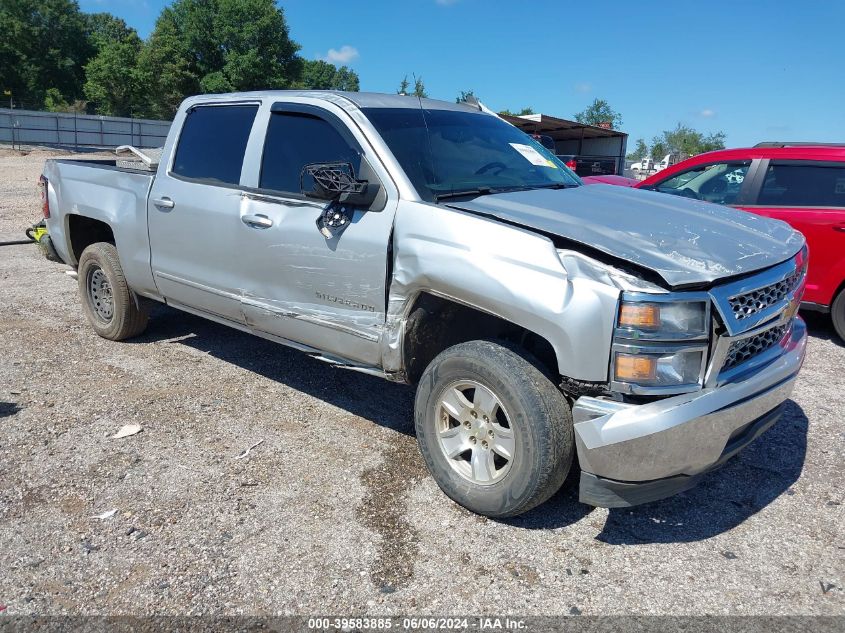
[612,293,710,394]
[617,298,708,338]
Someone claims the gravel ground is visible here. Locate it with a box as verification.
[0,149,843,616]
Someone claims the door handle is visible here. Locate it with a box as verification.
[241,213,273,229]
[152,197,175,209]
[834,224,845,233]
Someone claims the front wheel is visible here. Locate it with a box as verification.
[414,340,574,517]
[77,242,148,340]
[832,288,845,342]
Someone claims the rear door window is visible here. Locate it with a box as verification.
[172,105,259,184]
[654,161,751,205]
[756,162,845,207]
[259,112,361,194]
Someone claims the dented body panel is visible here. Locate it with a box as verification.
[383,201,620,381]
[449,184,804,289]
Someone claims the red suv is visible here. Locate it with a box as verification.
[635,143,845,340]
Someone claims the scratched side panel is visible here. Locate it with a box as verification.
[231,96,403,368]
[384,200,620,382]
[236,194,398,367]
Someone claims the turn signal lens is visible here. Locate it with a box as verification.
[39,175,50,219]
[614,354,657,381]
[619,303,660,329]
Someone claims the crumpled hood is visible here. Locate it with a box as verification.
[448,184,805,288]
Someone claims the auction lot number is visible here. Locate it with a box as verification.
[308,617,472,630]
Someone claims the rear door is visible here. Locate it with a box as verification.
[233,101,398,366]
[743,160,845,306]
[148,102,259,323]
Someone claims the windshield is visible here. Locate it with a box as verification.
[363,107,581,202]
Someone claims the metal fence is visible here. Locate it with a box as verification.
[0,108,171,149]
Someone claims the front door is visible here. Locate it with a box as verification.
[234,103,397,366]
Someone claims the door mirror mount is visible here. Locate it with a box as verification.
[300,162,379,207]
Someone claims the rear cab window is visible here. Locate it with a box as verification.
[757,162,845,207]
[172,104,259,184]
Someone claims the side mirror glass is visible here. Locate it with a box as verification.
[300,162,378,207]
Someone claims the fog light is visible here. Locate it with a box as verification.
[613,349,704,388]
[615,353,657,381]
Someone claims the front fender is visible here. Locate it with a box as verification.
[383,201,620,382]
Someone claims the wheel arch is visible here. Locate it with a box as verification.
[398,290,561,385]
[67,215,115,264]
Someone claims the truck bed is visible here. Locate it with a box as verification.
[42,158,157,297]
[48,158,154,175]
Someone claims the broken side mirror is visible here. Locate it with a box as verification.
[300,162,379,207]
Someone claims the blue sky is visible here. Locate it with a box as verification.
[78,0,845,148]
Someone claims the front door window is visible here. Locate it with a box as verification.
[654,161,751,205]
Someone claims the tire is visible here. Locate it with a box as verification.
[414,340,574,518]
[832,288,845,342]
[77,242,148,341]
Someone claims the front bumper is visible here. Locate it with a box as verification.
[573,317,807,508]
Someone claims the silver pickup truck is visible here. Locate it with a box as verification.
[39,91,808,517]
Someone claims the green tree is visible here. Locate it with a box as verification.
[84,12,135,51]
[136,0,301,118]
[43,87,87,113]
[134,8,195,119]
[298,60,359,91]
[0,0,93,107]
[574,98,622,129]
[498,107,535,116]
[333,66,360,92]
[84,31,143,116]
[456,89,473,103]
[627,138,648,160]
[413,77,427,98]
[653,123,726,158]
[43,87,70,112]
[397,75,426,97]
[650,137,667,161]
[700,132,726,153]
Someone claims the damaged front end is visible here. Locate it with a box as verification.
[571,246,809,507]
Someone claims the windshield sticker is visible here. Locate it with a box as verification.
[509,143,557,168]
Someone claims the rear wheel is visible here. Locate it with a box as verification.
[77,242,148,340]
[832,288,845,342]
[414,340,574,517]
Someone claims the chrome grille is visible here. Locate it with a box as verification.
[728,265,804,321]
[723,323,789,370]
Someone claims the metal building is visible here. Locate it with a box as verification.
[501,113,628,177]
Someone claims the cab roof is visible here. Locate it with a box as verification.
[688,144,845,163]
[181,90,481,113]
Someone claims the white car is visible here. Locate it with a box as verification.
[630,157,653,172]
